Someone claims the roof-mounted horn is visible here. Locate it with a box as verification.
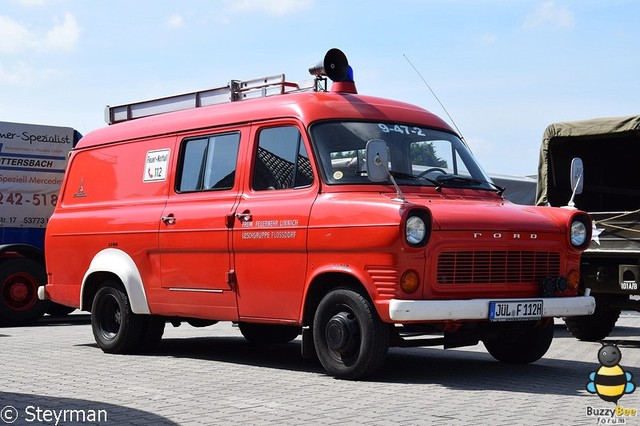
[309,48,357,94]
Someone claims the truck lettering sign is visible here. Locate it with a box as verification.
[473,232,538,239]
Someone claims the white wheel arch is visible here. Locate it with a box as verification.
[80,248,150,314]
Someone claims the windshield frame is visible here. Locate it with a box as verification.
[309,120,494,191]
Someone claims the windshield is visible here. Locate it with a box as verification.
[311,121,493,190]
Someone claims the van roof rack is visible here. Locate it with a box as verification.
[105,74,326,125]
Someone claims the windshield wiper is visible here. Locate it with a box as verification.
[388,170,441,187]
[437,176,505,195]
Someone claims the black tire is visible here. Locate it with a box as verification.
[0,258,48,325]
[91,283,146,354]
[238,322,301,344]
[46,302,76,317]
[483,320,554,364]
[564,295,622,341]
[313,288,389,379]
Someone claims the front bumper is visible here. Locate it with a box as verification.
[389,295,595,321]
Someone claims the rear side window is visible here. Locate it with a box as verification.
[177,132,240,192]
[252,126,313,191]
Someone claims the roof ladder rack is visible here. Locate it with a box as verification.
[105,74,321,125]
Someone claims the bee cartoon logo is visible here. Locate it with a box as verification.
[587,343,635,404]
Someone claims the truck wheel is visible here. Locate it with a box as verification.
[0,258,48,325]
[91,283,145,353]
[564,296,622,341]
[238,322,301,344]
[313,288,389,379]
[483,320,554,364]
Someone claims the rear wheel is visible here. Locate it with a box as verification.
[483,320,554,364]
[564,295,622,341]
[91,283,146,353]
[238,322,300,344]
[0,258,48,325]
[313,288,389,379]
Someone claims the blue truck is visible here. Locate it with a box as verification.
[0,121,81,325]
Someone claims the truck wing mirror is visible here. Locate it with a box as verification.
[365,139,390,182]
[365,139,405,202]
[567,157,583,208]
[570,157,584,195]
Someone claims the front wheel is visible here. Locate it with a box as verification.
[91,283,146,354]
[483,320,554,364]
[313,288,389,380]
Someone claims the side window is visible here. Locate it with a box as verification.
[177,132,240,192]
[252,126,314,191]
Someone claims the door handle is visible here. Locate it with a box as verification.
[161,214,176,225]
[236,212,252,222]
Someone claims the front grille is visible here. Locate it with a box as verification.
[437,251,561,285]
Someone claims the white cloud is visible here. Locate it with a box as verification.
[523,1,574,30]
[0,12,79,54]
[226,0,313,16]
[0,61,34,85]
[44,13,80,51]
[167,14,184,29]
[0,61,62,86]
[0,16,32,53]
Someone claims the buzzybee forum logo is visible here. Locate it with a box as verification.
[585,343,637,423]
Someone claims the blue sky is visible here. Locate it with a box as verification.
[1,0,638,175]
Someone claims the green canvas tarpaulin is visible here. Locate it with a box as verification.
[536,115,640,206]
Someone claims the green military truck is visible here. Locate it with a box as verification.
[536,115,640,340]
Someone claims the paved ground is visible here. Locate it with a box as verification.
[1,312,639,426]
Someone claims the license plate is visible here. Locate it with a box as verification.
[489,300,543,322]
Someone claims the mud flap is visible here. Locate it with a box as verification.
[301,326,317,359]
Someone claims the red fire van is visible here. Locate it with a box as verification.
[40,49,594,379]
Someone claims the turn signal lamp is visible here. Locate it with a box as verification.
[567,269,580,292]
[401,270,420,294]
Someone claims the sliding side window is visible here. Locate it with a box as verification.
[177,132,240,192]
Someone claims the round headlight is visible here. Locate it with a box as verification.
[406,216,426,245]
[571,220,588,247]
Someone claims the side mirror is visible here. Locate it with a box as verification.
[365,139,390,182]
[570,157,584,195]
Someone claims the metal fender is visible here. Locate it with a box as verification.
[80,248,150,314]
[302,263,375,308]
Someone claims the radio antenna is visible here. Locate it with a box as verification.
[403,54,465,141]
